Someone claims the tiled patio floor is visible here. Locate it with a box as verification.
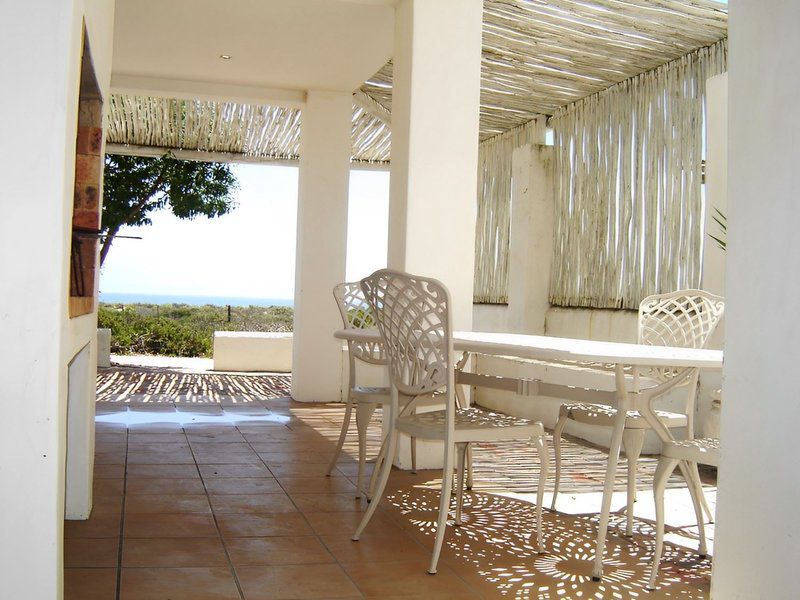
[65,366,714,599]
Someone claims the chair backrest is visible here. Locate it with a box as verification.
[333,282,387,365]
[638,289,725,383]
[638,290,725,349]
[359,269,453,398]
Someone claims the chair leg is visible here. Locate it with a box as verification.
[550,413,568,510]
[455,443,468,526]
[678,460,708,556]
[622,428,644,536]
[648,456,679,591]
[327,395,355,476]
[592,405,627,581]
[690,461,715,523]
[355,403,377,499]
[353,429,398,541]
[410,437,417,474]
[533,434,549,553]
[428,441,457,575]
[367,421,390,502]
[465,444,474,490]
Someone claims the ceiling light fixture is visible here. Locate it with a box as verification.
[219,54,232,60]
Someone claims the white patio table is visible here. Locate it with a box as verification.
[334,328,723,580]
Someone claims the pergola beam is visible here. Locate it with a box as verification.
[110,74,306,108]
[105,142,389,171]
[352,90,391,124]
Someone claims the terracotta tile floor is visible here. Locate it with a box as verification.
[65,367,715,599]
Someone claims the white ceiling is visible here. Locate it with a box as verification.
[112,0,395,97]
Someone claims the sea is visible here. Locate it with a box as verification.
[99,292,293,307]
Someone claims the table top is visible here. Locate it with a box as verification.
[334,329,723,369]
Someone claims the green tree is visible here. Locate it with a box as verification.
[101,153,238,265]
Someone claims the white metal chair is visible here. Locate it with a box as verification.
[351,269,549,575]
[327,282,422,497]
[648,437,719,590]
[551,290,724,535]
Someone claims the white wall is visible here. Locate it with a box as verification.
[214,332,293,373]
[545,307,639,343]
[713,3,800,597]
[0,1,114,597]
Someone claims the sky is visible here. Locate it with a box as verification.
[100,164,390,301]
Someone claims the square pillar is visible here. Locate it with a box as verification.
[291,91,351,403]
[507,142,553,335]
[698,73,727,438]
[713,2,800,597]
[388,0,483,330]
[387,0,482,468]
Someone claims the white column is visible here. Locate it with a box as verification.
[698,73,727,438]
[291,91,351,403]
[702,73,728,300]
[388,0,483,330]
[713,2,800,597]
[386,0,482,469]
[507,142,554,335]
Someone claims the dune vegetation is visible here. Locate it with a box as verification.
[98,303,293,358]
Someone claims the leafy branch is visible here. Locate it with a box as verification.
[708,207,727,251]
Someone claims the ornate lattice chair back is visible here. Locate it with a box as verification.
[333,281,387,365]
[359,269,452,398]
[638,289,725,382]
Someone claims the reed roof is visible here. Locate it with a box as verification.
[107,0,728,163]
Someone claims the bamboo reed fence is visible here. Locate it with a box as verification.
[549,39,727,309]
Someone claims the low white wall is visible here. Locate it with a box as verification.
[545,307,638,343]
[213,331,293,373]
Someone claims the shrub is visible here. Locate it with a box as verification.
[97,303,293,358]
[98,306,211,357]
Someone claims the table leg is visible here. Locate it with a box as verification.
[592,371,628,581]
[454,351,470,409]
[455,352,474,489]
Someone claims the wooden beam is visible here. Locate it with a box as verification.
[105,143,389,171]
[353,90,391,124]
[110,74,306,108]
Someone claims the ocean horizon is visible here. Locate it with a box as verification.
[100,292,294,308]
